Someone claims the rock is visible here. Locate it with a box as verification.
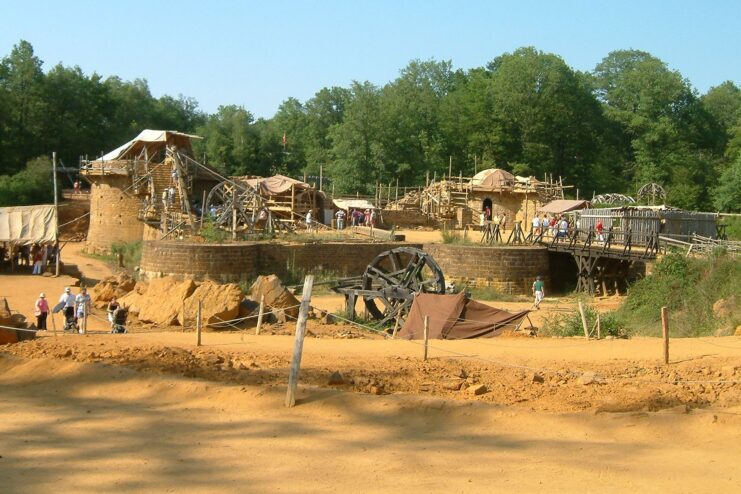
[319,311,336,324]
[118,281,149,315]
[370,385,384,395]
[135,278,196,326]
[0,298,13,327]
[578,371,604,385]
[456,368,468,379]
[179,281,244,329]
[468,384,488,396]
[328,371,345,385]
[442,379,463,391]
[735,325,741,336]
[530,373,545,384]
[249,275,300,319]
[91,274,136,308]
[712,297,736,319]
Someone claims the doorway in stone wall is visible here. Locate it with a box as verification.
[482,198,492,220]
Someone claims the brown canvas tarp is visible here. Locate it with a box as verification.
[242,174,311,196]
[396,293,530,340]
[471,168,515,189]
[538,199,589,214]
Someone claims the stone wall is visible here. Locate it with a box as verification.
[139,241,413,283]
[140,240,551,295]
[380,209,437,228]
[468,191,540,231]
[86,176,144,254]
[422,243,550,294]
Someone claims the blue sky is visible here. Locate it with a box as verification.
[1,0,739,118]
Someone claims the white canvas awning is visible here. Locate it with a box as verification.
[95,130,202,162]
[332,198,376,211]
[0,205,57,246]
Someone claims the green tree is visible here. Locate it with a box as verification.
[712,153,741,212]
[197,105,262,176]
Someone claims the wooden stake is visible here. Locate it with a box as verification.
[423,315,429,361]
[448,156,452,179]
[578,300,589,340]
[391,315,401,339]
[661,306,669,364]
[285,275,315,407]
[196,300,202,347]
[255,294,265,335]
[52,152,60,277]
[596,313,601,339]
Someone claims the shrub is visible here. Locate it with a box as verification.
[200,217,229,243]
[540,301,627,338]
[0,156,55,206]
[110,241,142,267]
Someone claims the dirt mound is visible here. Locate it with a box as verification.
[0,298,35,345]
[250,275,300,318]
[136,278,197,326]
[91,274,137,308]
[178,280,244,328]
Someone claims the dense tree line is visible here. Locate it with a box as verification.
[1,41,739,211]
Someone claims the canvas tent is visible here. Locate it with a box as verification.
[0,205,57,246]
[471,168,516,189]
[94,130,201,163]
[332,198,376,211]
[538,199,589,215]
[396,293,530,340]
[242,175,311,196]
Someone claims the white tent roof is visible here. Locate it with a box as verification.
[96,130,201,162]
[332,198,376,211]
[0,205,57,246]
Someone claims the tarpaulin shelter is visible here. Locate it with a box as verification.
[396,293,530,340]
[471,169,516,189]
[242,174,311,196]
[94,130,201,163]
[0,205,57,246]
[538,199,589,215]
[332,198,376,211]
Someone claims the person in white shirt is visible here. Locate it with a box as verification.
[75,287,92,334]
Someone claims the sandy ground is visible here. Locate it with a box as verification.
[2,242,741,493]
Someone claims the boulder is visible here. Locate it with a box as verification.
[249,275,300,319]
[178,280,243,329]
[136,277,196,326]
[119,281,149,315]
[468,384,488,396]
[91,274,137,308]
[0,298,13,327]
[327,371,346,385]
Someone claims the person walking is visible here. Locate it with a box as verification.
[596,219,604,243]
[107,296,120,330]
[59,287,76,327]
[305,209,314,231]
[73,180,81,195]
[75,287,91,334]
[335,209,346,230]
[479,211,486,232]
[532,276,545,310]
[34,293,49,330]
[532,215,541,236]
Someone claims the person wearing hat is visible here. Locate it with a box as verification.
[34,293,49,330]
[59,287,76,326]
[532,276,545,310]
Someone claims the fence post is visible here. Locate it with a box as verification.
[285,275,315,408]
[596,313,601,339]
[423,315,429,361]
[661,306,669,364]
[578,300,589,340]
[196,300,202,347]
[255,294,265,335]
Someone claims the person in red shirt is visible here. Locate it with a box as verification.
[34,293,49,330]
[596,219,604,243]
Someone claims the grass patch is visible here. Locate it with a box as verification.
[200,217,230,243]
[464,285,521,302]
[718,215,741,241]
[440,226,474,245]
[111,241,142,267]
[82,251,116,263]
[616,250,740,337]
[541,300,628,338]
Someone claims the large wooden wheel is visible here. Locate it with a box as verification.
[205,180,268,232]
[361,247,445,326]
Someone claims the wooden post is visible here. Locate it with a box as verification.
[448,156,452,179]
[661,306,669,364]
[52,152,60,277]
[423,315,429,361]
[391,316,401,339]
[395,178,399,202]
[196,300,202,347]
[255,294,265,335]
[596,313,601,339]
[51,309,57,338]
[319,165,323,192]
[200,190,206,230]
[232,204,237,240]
[285,275,315,407]
[578,300,589,340]
[426,171,430,188]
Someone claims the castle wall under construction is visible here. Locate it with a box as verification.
[85,176,143,254]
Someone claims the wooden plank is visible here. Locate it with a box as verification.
[285,275,315,408]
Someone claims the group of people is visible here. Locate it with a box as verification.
[479,208,508,232]
[531,215,571,238]
[0,243,57,274]
[32,287,122,333]
[328,208,377,230]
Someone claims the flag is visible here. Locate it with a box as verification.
[282,132,286,147]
